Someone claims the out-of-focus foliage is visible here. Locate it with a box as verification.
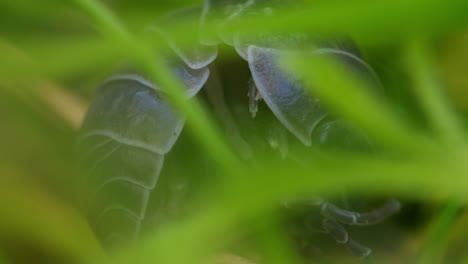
[1,0,468,263]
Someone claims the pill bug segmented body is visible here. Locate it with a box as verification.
[79,0,401,259]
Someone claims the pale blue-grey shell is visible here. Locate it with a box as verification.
[79,78,185,246]
[247,45,381,146]
[108,59,210,98]
[81,78,185,155]
[247,46,328,146]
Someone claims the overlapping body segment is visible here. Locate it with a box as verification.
[247,44,383,147]
[81,78,185,153]
[153,6,218,70]
[79,77,185,248]
[247,46,329,146]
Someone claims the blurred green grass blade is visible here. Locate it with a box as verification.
[73,0,131,42]
[418,201,463,264]
[0,248,9,264]
[3,0,468,263]
[406,40,465,264]
[0,0,86,38]
[113,208,234,264]
[253,213,302,264]
[283,52,433,153]
[221,0,468,45]
[0,39,37,85]
[0,166,104,263]
[234,153,468,211]
[26,37,123,79]
[163,0,468,50]
[0,39,88,130]
[405,39,466,145]
[72,0,240,171]
[0,37,123,81]
[1,0,68,17]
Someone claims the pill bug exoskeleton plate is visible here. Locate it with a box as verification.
[78,0,400,259]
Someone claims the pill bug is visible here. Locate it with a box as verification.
[78,0,400,259]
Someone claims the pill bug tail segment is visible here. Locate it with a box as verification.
[78,78,185,249]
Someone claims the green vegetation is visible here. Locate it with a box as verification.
[1,0,468,263]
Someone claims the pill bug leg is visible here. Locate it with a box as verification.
[322,219,373,259]
[320,200,402,226]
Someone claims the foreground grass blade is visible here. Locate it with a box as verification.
[418,201,463,264]
[0,249,9,264]
[252,213,302,264]
[283,52,433,153]
[405,38,466,145]
[230,0,468,44]
[405,39,466,264]
[2,0,468,263]
[164,0,468,50]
